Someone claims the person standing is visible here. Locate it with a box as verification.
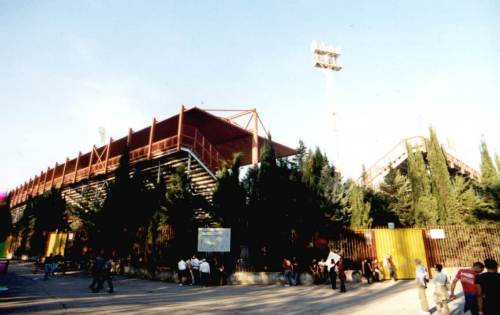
[191,255,200,285]
[282,258,293,287]
[415,258,430,315]
[432,264,450,315]
[329,258,338,290]
[291,257,300,286]
[476,258,500,315]
[450,261,485,315]
[200,259,210,286]
[98,256,114,293]
[337,257,347,293]
[89,251,106,293]
[177,258,187,286]
[44,254,53,280]
[318,258,328,284]
[362,258,373,284]
[384,255,397,281]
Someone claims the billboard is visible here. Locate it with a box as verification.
[197,228,231,252]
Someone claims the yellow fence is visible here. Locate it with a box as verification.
[45,232,68,257]
[372,228,428,280]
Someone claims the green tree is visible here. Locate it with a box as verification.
[453,176,480,224]
[213,153,248,271]
[379,169,413,226]
[347,182,372,228]
[477,140,500,219]
[426,128,459,224]
[479,139,499,185]
[166,165,197,262]
[97,145,149,258]
[406,142,436,226]
[319,165,349,228]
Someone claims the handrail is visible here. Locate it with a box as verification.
[11,126,223,207]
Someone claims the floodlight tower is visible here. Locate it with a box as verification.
[311,40,342,169]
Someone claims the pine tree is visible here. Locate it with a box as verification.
[380,169,413,226]
[347,182,372,228]
[302,147,328,191]
[426,128,459,224]
[320,165,349,227]
[453,176,480,224]
[406,141,436,226]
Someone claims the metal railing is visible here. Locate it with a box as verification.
[11,126,223,207]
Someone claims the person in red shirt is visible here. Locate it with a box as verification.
[282,258,293,287]
[450,261,485,315]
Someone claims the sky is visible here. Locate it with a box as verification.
[1,0,499,192]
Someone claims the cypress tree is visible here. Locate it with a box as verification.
[478,140,500,214]
[479,139,499,186]
[426,128,459,224]
[166,165,196,261]
[406,142,436,225]
[347,182,372,228]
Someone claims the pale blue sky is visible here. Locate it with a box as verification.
[1,0,499,191]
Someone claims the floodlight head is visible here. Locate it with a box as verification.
[311,41,342,71]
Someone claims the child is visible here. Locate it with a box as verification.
[432,264,449,315]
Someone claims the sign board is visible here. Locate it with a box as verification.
[388,222,395,230]
[429,229,445,239]
[197,228,231,252]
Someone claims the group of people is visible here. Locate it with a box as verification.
[362,256,396,283]
[177,255,225,286]
[415,258,499,315]
[89,250,114,293]
[283,251,347,293]
[42,254,66,280]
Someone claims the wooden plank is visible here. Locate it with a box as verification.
[176,105,185,151]
[147,118,156,160]
[73,151,81,183]
[104,138,113,173]
[88,146,95,179]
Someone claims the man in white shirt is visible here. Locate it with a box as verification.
[200,259,210,286]
[178,259,187,286]
[191,255,200,285]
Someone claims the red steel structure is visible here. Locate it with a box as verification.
[9,106,295,208]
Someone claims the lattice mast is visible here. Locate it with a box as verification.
[312,41,342,169]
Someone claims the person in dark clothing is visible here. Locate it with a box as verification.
[337,257,347,293]
[44,255,53,280]
[291,257,300,286]
[362,258,373,284]
[476,258,500,315]
[329,258,337,290]
[310,259,320,285]
[89,251,106,293]
[98,257,114,293]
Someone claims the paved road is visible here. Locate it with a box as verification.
[0,261,466,314]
